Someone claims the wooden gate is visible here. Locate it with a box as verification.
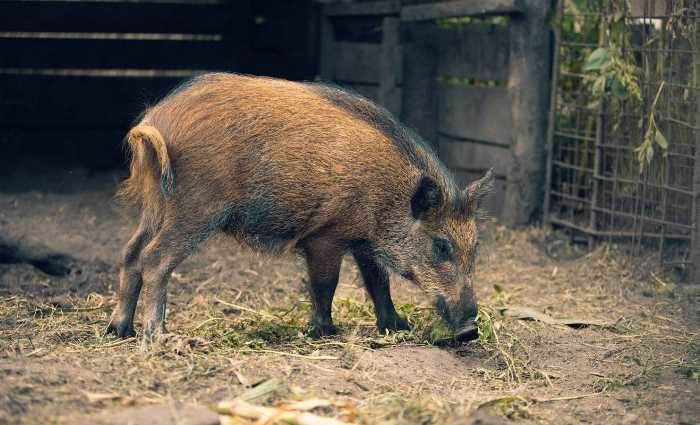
[432,21,511,214]
[319,1,403,116]
[320,0,554,222]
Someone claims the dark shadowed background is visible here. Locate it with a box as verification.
[0,0,321,169]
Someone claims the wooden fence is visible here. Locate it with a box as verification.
[545,0,700,280]
[320,0,554,223]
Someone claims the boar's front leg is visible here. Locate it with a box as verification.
[352,247,409,332]
[303,238,343,338]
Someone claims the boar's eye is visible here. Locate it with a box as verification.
[432,237,455,263]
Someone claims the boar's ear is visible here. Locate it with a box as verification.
[411,175,443,219]
[463,168,495,211]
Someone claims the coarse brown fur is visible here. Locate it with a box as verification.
[108,73,493,346]
[118,125,173,232]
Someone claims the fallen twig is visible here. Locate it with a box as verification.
[237,377,287,403]
[98,337,136,349]
[213,399,350,425]
[532,393,602,403]
[83,391,122,404]
[215,298,278,320]
[498,306,611,328]
[245,349,339,361]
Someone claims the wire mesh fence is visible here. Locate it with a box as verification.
[545,0,699,280]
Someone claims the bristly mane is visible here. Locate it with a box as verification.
[308,82,459,201]
[145,75,451,188]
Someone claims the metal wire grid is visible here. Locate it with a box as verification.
[545,0,700,279]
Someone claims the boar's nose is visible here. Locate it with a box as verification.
[455,321,478,342]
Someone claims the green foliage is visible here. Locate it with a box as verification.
[478,396,532,420]
[679,363,700,381]
[634,81,668,172]
[189,303,310,350]
[583,47,611,72]
[188,298,462,352]
[475,307,497,345]
[390,303,455,346]
[593,376,628,392]
[562,0,683,175]
[582,45,641,106]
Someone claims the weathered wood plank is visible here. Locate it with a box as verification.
[334,42,382,84]
[437,84,512,146]
[0,75,183,128]
[452,169,506,216]
[378,17,402,115]
[401,21,438,146]
[332,16,385,43]
[437,136,510,175]
[0,1,230,34]
[324,1,400,17]
[0,38,230,70]
[401,0,523,21]
[436,24,509,81]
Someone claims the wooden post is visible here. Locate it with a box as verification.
[542,0,563,225]
[379,17,402,116]
[401,21,438,146]
[691,28,700,283]
[502,0,555,225]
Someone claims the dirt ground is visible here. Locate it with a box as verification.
[0,168,698,425]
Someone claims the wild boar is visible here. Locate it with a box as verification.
[107,73,493,347]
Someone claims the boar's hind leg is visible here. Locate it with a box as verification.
[138,220,202,348]
[352,247,409,332]
[107,217,152,338]
[303,238,344,338]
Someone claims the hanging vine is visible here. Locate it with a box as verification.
[577,0,698,173]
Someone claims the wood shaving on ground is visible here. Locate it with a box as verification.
[213,378,355,425]
[498,306,611,328]
[213,399,353,425]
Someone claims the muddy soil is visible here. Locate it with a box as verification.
[0,169,698,424]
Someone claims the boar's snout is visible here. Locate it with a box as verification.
[436,289,478,342]
[455,322,478,342]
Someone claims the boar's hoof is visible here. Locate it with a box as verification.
[377,315,410,332]
[106,319,136,339]
[309,323,337,339]
[455,324,479,342]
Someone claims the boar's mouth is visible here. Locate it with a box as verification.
[455,323,478,341]
[435,294,479,342]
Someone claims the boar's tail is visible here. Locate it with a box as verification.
[118,125,173,229]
